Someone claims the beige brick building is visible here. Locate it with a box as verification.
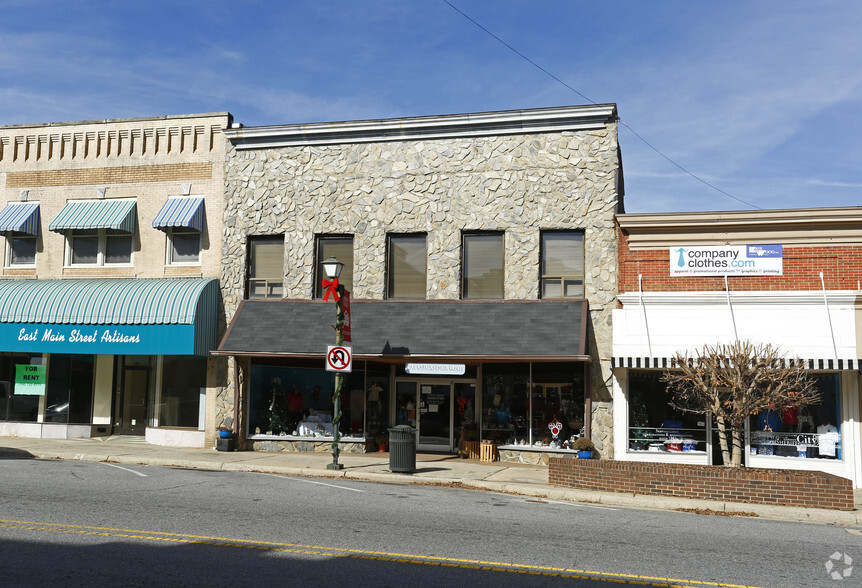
[0,113,231,448]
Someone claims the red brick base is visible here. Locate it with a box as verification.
[549,458,854,511]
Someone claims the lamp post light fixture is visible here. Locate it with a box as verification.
[321,256,345,471]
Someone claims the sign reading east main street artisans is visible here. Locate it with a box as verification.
[670,245,783,276]
[0,322,200,355]
[15,364,46,396]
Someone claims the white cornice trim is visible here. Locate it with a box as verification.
[617,290,860,306]
[618,207,862,248]
[224,104,617,149]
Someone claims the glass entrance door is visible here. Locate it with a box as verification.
[418,383,451,450]
[115,356,152,435]
[395,380,463,452]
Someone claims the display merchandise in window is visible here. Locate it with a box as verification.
[627,371,708,453]
[748,373,841,459]
[248,365,365,438]
[482,363,529,444]
[482,362,585,449]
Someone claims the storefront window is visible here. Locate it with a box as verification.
[153,356,206,428]
[748,373,841,460]
[627,371,707,454]
[0,353,42,422]
[248,364,365,438]
[482,363,529,444]
[45,354,94,424]
[365,366,389,438]
[531,363,585,447]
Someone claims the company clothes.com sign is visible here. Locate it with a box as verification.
[670,245,783,276]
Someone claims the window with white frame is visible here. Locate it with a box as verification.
[167,227,201,265]
[6,234,37,266]
[67,230,132,266]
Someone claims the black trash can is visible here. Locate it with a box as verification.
[388,425,416,473]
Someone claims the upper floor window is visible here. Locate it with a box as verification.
[540,231,584,298]
[247,236,284,299]
[387,234,426,299]
[314,235,353,298]
[0,202,40,267]
[167,227,201,265]
[6,234,37,266]
[68,230,132,266]
[462,232,503,299]
[152,197,206,266]
[48,199,136,267]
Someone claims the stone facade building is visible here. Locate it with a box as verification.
[0,113,231,448]
[215,105,623,461]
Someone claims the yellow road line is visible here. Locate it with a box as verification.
[0,519,763,588]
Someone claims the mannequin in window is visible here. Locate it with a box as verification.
[817,418,838,434]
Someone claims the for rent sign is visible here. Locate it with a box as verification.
[670,245,783,276]
[15,364,46,396]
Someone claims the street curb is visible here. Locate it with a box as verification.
[6,447,861,526]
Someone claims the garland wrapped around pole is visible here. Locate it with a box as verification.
[328,281,345,470]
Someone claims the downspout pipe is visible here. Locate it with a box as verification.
[821,271,839,363]
[638,274,652,358]
[725,275,738,342]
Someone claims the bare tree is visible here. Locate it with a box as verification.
[663,340,820,467]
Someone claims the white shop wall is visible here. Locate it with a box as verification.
[613,291,859,362]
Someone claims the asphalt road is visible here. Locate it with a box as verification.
[0,457,859,587]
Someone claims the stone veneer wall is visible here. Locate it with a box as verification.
[221,126,621,456]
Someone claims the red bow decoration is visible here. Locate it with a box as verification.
[322,278,340,302]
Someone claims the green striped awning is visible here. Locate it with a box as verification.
[0,278,216,324]
[0,278,219,356]
[49,199,137,233]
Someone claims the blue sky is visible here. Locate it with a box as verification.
[2,1,860,213]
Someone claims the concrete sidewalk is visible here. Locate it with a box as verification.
[2,435,861,527]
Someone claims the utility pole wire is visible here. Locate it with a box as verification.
[442,0,763,211]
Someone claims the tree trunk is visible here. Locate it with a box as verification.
[715,414,731,466]
[730,427,744,467]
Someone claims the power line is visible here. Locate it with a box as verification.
[441,0,763,211]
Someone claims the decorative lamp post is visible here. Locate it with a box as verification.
[321,256,345,470]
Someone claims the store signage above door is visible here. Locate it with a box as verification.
[670,245,783,276]
[405,363,466,376]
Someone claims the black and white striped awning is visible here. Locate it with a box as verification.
[611,357,860,371]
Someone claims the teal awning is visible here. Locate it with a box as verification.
[0,202,40,235]
[0,278,218,356]
[49,199,137,233]
[153,197,205,232]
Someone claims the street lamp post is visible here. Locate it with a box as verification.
[321,256,345,471]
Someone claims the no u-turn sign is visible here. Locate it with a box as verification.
[326,345,352,373]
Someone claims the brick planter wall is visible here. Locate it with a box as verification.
[549,458,854,511]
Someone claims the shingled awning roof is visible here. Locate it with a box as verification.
[215,299,589,361]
